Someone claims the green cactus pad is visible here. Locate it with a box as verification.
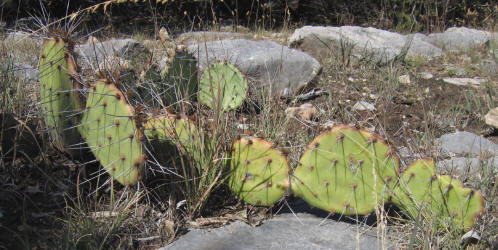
[39,36,82,151]
[229,136,290,206]
[143,114,197,151]
[198,62,247,111]
[80,80,145,186]
[161,48,198,105]
[393,159,484,230]
[292,125,399,215]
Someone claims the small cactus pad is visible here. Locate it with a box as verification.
[229,137,290,206]
[39,36,81,151]
[393,159,484,230]
[161,48,198,105]
[80,80,144,186]
[292,125,399,215]
[199,62,247,111]
[143,114,197,151]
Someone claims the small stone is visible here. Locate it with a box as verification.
[352,101,375,111]
[437,131,498,157]
[159,27,170,42]
[484,107,498,129]
[398,74,411,84]
[87,36,99,44]
[442,77,486,88]
[419,72,433,79]
[285,103,318,121]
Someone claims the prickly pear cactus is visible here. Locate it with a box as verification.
[161,47,198,105]
[392,159,484,230]
[143,113,197,152]
[229,137,290,206]
[198,62,247,112]
[292,125,399,215]
[39,36,82,152]
[79,80,145,186]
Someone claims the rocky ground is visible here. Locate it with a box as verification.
[1,24,497,249]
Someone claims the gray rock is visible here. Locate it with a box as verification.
[160,213,388,250]
[442,77,486,88]
[445,65,466,76]
[13,63,38,82]
[436,156,498,175]
[187,39,321,97]
[479,59,497,76]
[289,26,443,64]
[428,27,497,51]
[419,72,434,79]
[176,31,252,45]
[4,31,41,45]
[437,131,498,157]
[75,38,150,70]
[352,101,375,111]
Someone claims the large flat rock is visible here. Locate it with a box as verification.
[289,26,443,64]
[428,27,497,51]
[161,213,389,250]
[187,39,322,97]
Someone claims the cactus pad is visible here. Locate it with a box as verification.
[80,80,144,186]
[143,113,197,152]
[39,36,81,151]
[198,62,247,111]
[292,125,399,215]
[393,159,484,230]
[161,47,198,105]
[229,137,290,206]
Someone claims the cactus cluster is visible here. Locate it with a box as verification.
[39,35,251,186]
[227,126,484,230]
[38,34,484,230]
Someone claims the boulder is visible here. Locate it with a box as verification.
[428,27,497,51]
[289,26,443,64]
[176,31,252,45]
[160,213,386,250]
[13,63,38,82]
[187,39,322,97]
[75,38,150,70]
[437,131,498,157]
[437,156,498,176]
